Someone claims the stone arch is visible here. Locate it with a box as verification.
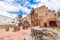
[44,23,47,27]
[49,21,57,27]
[35,20,40,26]
[23,20,30,29]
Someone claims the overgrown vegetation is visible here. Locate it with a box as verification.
[56,11,60,17]
[55,28,60,33]
[40,27,60,33]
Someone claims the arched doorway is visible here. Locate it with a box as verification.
[35,21,40,26]
[23,20,30,29]
[49,21,57,27]
[32,21,35,26]
[44,23,47,27]
[32,20,40,26]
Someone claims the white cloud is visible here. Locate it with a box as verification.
[31,0,60,11]
[0,0,31,18]
[22,14,27,18]
[4,0,14,2]
[0,11,17,18]
[0,1,20,11]
[45,0,60,10]
[0,1,18,18]
[0,0,31,12]
[35,0,48,3]
[31,3,45,8]
[18,5,31,14]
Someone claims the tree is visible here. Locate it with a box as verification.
[18,14,22,26]
[57,11,60,17]
[18,14,22,19]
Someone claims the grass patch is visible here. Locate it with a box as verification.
[55,28,60,33]
[0,24,16,29]
[40,27,60,33]
[48,27,60,33]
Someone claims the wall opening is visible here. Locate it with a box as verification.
[35,21,40,26]
[49,21,57,27]
[44,23,47,27]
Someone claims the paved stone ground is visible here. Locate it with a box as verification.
[0,27,31,40]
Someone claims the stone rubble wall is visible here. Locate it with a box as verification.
[24,27,60,40]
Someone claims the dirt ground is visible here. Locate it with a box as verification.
[0,27,31,40]
[0,26,60,40]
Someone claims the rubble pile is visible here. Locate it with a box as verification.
[24,27,60,40]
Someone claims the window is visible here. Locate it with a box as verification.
[12,22,14,23]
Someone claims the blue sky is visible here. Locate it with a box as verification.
[0,0,60,18]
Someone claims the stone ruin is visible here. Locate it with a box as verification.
[24,27,60,40]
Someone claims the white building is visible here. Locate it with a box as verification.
[0,15,18,26]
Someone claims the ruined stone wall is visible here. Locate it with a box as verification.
[22,14,31,25]
[57,21,60,28]
[22,5,58,27]
[30,28,60,40]
[24,27,60,40]
[32,5,57,27]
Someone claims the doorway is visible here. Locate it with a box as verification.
[35,21,40,26]
[44,23,47,27]
[49,21,57,27]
